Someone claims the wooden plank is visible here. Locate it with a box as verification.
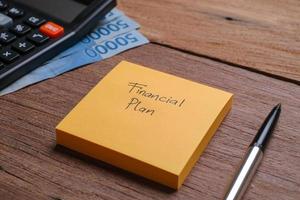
[0,44,299,200]
[118,0,300,82]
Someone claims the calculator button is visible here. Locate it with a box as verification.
[0,13,12,28]
[8,7,24,18]
[0,31,16,44]
[10,23,31,35]
[27,31,49,45]
[25,16,45,27]
[40,22,64,38]
[0,0,7,11]
[0,49,19,63]
[12,40,35,53]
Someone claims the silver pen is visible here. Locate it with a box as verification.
[224,104,281,200]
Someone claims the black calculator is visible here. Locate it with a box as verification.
[0,0,116,90]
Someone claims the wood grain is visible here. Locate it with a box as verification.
[118,0,300,82]
[1,44,299,200]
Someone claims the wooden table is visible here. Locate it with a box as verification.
[1,1,299,199]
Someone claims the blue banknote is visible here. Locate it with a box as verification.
[52,14,140,61]
[101,8,124,23]
[0,30,149,96]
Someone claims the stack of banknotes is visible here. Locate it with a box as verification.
[0,9,149,96]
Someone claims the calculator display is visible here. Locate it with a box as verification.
[14,0,92,23]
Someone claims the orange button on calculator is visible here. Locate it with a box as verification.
[40,22,64,38]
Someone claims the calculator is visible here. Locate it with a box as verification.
[0,0,116,90]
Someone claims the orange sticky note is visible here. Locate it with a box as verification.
[56,61,233,189]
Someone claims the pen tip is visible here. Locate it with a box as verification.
[276,103,281,109]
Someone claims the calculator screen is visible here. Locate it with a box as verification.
[14,0,92,23]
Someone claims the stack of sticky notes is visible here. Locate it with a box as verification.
[56,61,233,189]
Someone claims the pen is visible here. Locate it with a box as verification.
[224,104,281,200]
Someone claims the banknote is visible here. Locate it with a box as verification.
[46,8,138,63]
[50,13,142,65]
[101,8,124,23]
[0,30,149,96]
[52,15,140,61]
